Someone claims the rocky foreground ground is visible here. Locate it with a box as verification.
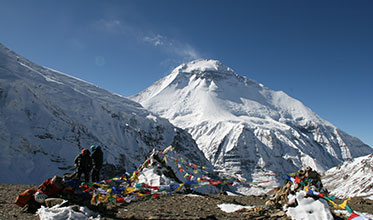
[1,184,372,220]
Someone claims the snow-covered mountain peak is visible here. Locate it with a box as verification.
[170,59,257,87]
[132,59,372,195]
[175,59,233,75]
[133,59,324,128]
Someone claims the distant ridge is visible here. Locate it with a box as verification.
[323,153,373,199]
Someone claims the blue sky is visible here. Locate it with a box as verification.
[1,0,372,147]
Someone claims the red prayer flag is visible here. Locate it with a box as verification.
[147,185,159,190]
[347,213,360,220]
[209,180,222,185]
[294,176,301,184]
[116,197,125,203]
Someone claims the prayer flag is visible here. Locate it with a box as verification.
[348,212,373,220]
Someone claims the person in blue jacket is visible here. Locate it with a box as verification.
[90,145,103,182]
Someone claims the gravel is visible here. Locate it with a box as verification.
[1,184,372,220]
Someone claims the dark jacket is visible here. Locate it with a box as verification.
[74,154,92,171]
[91,148,103,169]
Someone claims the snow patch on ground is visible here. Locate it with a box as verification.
[286,191,333,220]
[217,203,255,213]
[184,194,203,197]
[37,204,100,220]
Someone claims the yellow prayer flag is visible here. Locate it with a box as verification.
[175,184,184,192]
[125,187,135,194]
[98,194,105,201]
[329,198,350,210]
[134,192,144,197]
[336,198,351,209]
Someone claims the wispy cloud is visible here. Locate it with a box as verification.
[94,19,121,32]
[94,18,201,62]
[143,33,201,62]
[98,19,121,30]
[143,34,164,46]
[171,42,200,60]
[93,19,138,38]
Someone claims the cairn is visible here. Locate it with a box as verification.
[265,167,326,209]
[235,167,328,219]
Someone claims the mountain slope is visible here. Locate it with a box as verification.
[322,153,373,199]
[0,43,210,184]
[131,59,372,194]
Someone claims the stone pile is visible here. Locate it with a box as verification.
[265,167,326,210]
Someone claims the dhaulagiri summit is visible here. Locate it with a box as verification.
[131,59,373,195]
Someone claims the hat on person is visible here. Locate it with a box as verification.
[82,149,90,155]
[90,145,96,151]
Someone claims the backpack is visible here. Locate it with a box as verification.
[38,177,63,196]
[14,189,37,207]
